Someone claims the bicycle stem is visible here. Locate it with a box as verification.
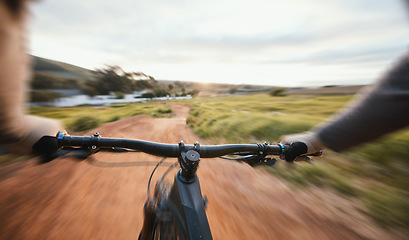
[178,141,201,182]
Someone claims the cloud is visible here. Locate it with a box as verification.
[29,0,409,86]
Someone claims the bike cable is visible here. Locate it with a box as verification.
[147,157,168,199]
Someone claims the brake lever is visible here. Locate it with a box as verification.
[236,155,258,165]
[294,155,314,164]
[251,158,277,167]
[238,155,277,167]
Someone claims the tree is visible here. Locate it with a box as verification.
[91,66,136,95]
[134,80,155,90]
[88,66,158,95]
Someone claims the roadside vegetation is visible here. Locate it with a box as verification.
[29,56,408,233]
[28,93,409,231]
[186,94,351,142]
[185,93,409,230]
[29,103,173,132]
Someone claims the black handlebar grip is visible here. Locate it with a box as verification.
[284,141,308,162]
[32,136,59,160]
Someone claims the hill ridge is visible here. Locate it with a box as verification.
[31,55,97,81]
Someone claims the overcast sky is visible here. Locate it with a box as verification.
[30,0,409,86]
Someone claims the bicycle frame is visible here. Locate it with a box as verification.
[139,141,212,240]
[169,173,211,239]
[140,171,212,240]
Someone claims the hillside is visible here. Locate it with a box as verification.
[28,56,276,95]
[31,55,97,81]
[29,56,365,96]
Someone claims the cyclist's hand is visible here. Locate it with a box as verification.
[280,132,325,162]
[32,135,58,155]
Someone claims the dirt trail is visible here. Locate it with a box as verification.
[0,104,396,239]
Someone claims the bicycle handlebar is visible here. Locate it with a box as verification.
[60,134,285,158]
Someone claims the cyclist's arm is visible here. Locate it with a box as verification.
[315,52,409,151]
[0,1,62,154]
[282,53,409,161]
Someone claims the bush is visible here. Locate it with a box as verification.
[269,88,286,97]
[115,91,125,99]
[141,92,155,99]
[151,106,173,117]
[68,116,99,132]
[153,88,170,97]
[156,107,173,114]
[107,115,121,122]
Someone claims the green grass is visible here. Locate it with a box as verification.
[27,93,409,230]
[29,102,173,132]
[185,93,409,230]
[187,94,352,142]
[266,160,359,196]
[363,186,409,228]
[68,116,99,132]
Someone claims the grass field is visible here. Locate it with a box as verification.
[29,93,409,230]
[184,93,409,230]
[186,94,354,142]
[29,103,173,132]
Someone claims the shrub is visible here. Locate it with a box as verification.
[269,88,286,97]
[68,116,99,132]
[156,107,173,114]
[107,115,121,122]
[115,91,125,99]
[152,88,170,97]
[151,106,173,117]
[141,92,155,99]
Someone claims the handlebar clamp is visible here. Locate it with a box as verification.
[178,141,201,182]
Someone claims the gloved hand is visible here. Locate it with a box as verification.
[32,135,60,163]
[280,132,325,162]
[32,135,59,156]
